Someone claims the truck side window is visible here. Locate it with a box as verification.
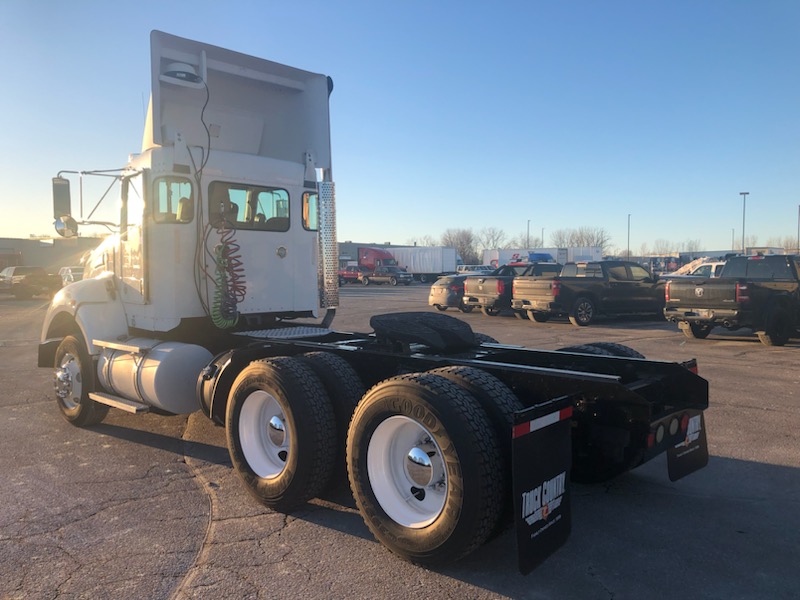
[154,178,193,223]
[629,265,651,281]
[209,182,289,231]
[607,265,628,280]
[302,192,318,231]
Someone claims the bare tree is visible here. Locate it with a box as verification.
[477,227,507,251]
[441,228,479,264]
[505,233,541,249]
[549,227,612,253]
[684,239,703,253]
[405,234,439,247]
[652,239,674,254]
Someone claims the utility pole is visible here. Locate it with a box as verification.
[627,214,631,258]
[740,192,749,254]
[526,220,530,249]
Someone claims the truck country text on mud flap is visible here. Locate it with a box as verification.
[39,31,711,574]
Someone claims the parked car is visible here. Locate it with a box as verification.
[338,265,369,285]
[360,265,413,286]
[463,263,561,316]
[456,265,494,275]
[0,266,62,299]
[428,274,474,312]
[58,265,85,286]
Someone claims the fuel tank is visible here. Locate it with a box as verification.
[96,338,212,414]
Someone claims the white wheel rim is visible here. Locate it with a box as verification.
[238,390,289,479]
[55,352,82,410]
[368,415,447,528]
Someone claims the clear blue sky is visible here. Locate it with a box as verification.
[1,1,797,254]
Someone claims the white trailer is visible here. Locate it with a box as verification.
[388,246,458,282]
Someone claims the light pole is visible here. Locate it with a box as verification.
[627,214,631,258]
[526,220,530,249]
[740,192,749,254]
[541,227,545,247]
[731,228,735,252]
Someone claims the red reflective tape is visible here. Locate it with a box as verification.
[513,405,573,439]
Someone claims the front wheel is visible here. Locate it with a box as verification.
[528,311,550,323]
[54,335,109,426]
[347,373,503,566]
[361,277,370,286]
[434,304,448,311]
[226,357,337,511]
[390,277,398,286]
[569,297,595,326]
[459,305,474,313]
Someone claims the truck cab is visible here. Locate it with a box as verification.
[45,31,338,341]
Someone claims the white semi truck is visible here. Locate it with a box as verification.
[40,31,710,574]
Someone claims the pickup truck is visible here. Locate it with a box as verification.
[360,265,413,286]
[664,254,800,346]
[463,263,561,316]
[0,266,62,299]
[512,260,664,325]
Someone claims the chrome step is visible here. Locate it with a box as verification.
[89,392,150,414]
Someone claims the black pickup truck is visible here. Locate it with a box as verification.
[512,260,664,325]
[664,254,800,346]
[463,263,561,316]
[0,266,62,299]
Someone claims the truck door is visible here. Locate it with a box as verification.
[118,173,147,305]
[603,263,634,312]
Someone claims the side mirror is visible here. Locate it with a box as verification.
[55,215,78,238]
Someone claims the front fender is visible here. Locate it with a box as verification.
[39,273,129,363]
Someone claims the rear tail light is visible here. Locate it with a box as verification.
[680,413,690,434]
[448,284,460,293]
[664,280,671,302]
[497,279,505,294]
[735,282,749,303]
[551,280,561,298]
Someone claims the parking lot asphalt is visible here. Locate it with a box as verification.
[1,285,798,599]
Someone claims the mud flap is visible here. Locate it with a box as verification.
[512,396,573,575]
[667,410,709,481]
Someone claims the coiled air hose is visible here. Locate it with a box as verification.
[211,224,246,329]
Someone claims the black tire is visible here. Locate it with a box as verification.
[514,310,528,320]
[54,335,109,426]
[346,373,503,565]
[683,322,713,340]
[427,366,523,534]
[459,305,474,313]
[528,311,550,323]
[757,308,792,346]
[226,357,337,511]
[557,344,614,356]
[361,277,370,286]
[568,297,595,326]
[419,274,429,283]
[584,342,645,359]
[299,352,366,484]
[390,277,398,286]
[434,305,448,311]
[481,306,501,317]
[474,332,499,344]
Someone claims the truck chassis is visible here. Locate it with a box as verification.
[41,310,708,573]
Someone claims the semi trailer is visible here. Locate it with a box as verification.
[39,31,709,574]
